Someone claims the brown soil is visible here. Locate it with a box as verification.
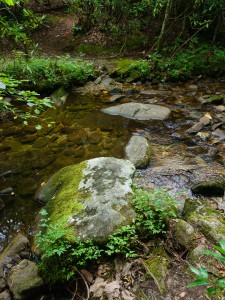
[32,11,77,56]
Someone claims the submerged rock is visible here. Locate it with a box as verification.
[36,157,136,243]
[125,135,150,168]
[101,102,171,120]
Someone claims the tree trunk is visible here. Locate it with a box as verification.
[157,0,173,53]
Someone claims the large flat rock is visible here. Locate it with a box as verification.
[101,102,171,120]
[36,157,136,243]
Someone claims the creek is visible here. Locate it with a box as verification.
[0,78,225,252]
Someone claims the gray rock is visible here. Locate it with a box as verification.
[101,102,171,121]
[189,245,207,262]
[170,219,198,249]
[36,157,136,243]
[211,128,225,140]
[50,87,69,106]
[186,122,203,134]
[7,260,44,300]
[0,234,30,264]
[101,77,114,88]
[102,94,125,103]
[0,290,12,300]
[140,90,170,96]
[125,135,150,168]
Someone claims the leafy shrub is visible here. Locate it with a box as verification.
[0,1,45,52]
[189,240,225,297]
[147,45,225,82]
[0,72,54,128]
[1,55,95,92]
[36,188,178,285]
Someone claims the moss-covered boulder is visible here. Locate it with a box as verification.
[183,198,225,243]
[191,175,225,196]
[35,157,136,243]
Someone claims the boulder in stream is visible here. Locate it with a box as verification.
[125,135,150,168]
[101,102,171,121]
[35,157,136,243]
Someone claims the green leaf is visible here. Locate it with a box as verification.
[204,250,225,265]
[188,280,209,288]
[219,240,225,252]
[2,0,15,6]
[207,287,217,295]
[35,125,42,130]
[189,266,208,280]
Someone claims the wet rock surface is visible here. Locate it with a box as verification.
[125,135,150,168]
[101,102,171,120]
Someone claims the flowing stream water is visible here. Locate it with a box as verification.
[0,79,225,252]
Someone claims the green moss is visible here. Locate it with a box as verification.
[43,161,89,231]
[143,245,171,294]
[115,59,150,81]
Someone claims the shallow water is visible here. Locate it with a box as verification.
[0,79,225,252]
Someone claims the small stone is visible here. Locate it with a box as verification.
[0,290,12,300]
[33,137,49,148]
[199,114,211,125]
[88,131,102,144]
[186,122,203,134]
[216,105,225,112]
[196,132,210,141]
[211,128,225,140]
[108,94,125,103]
[188,84,198,90]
